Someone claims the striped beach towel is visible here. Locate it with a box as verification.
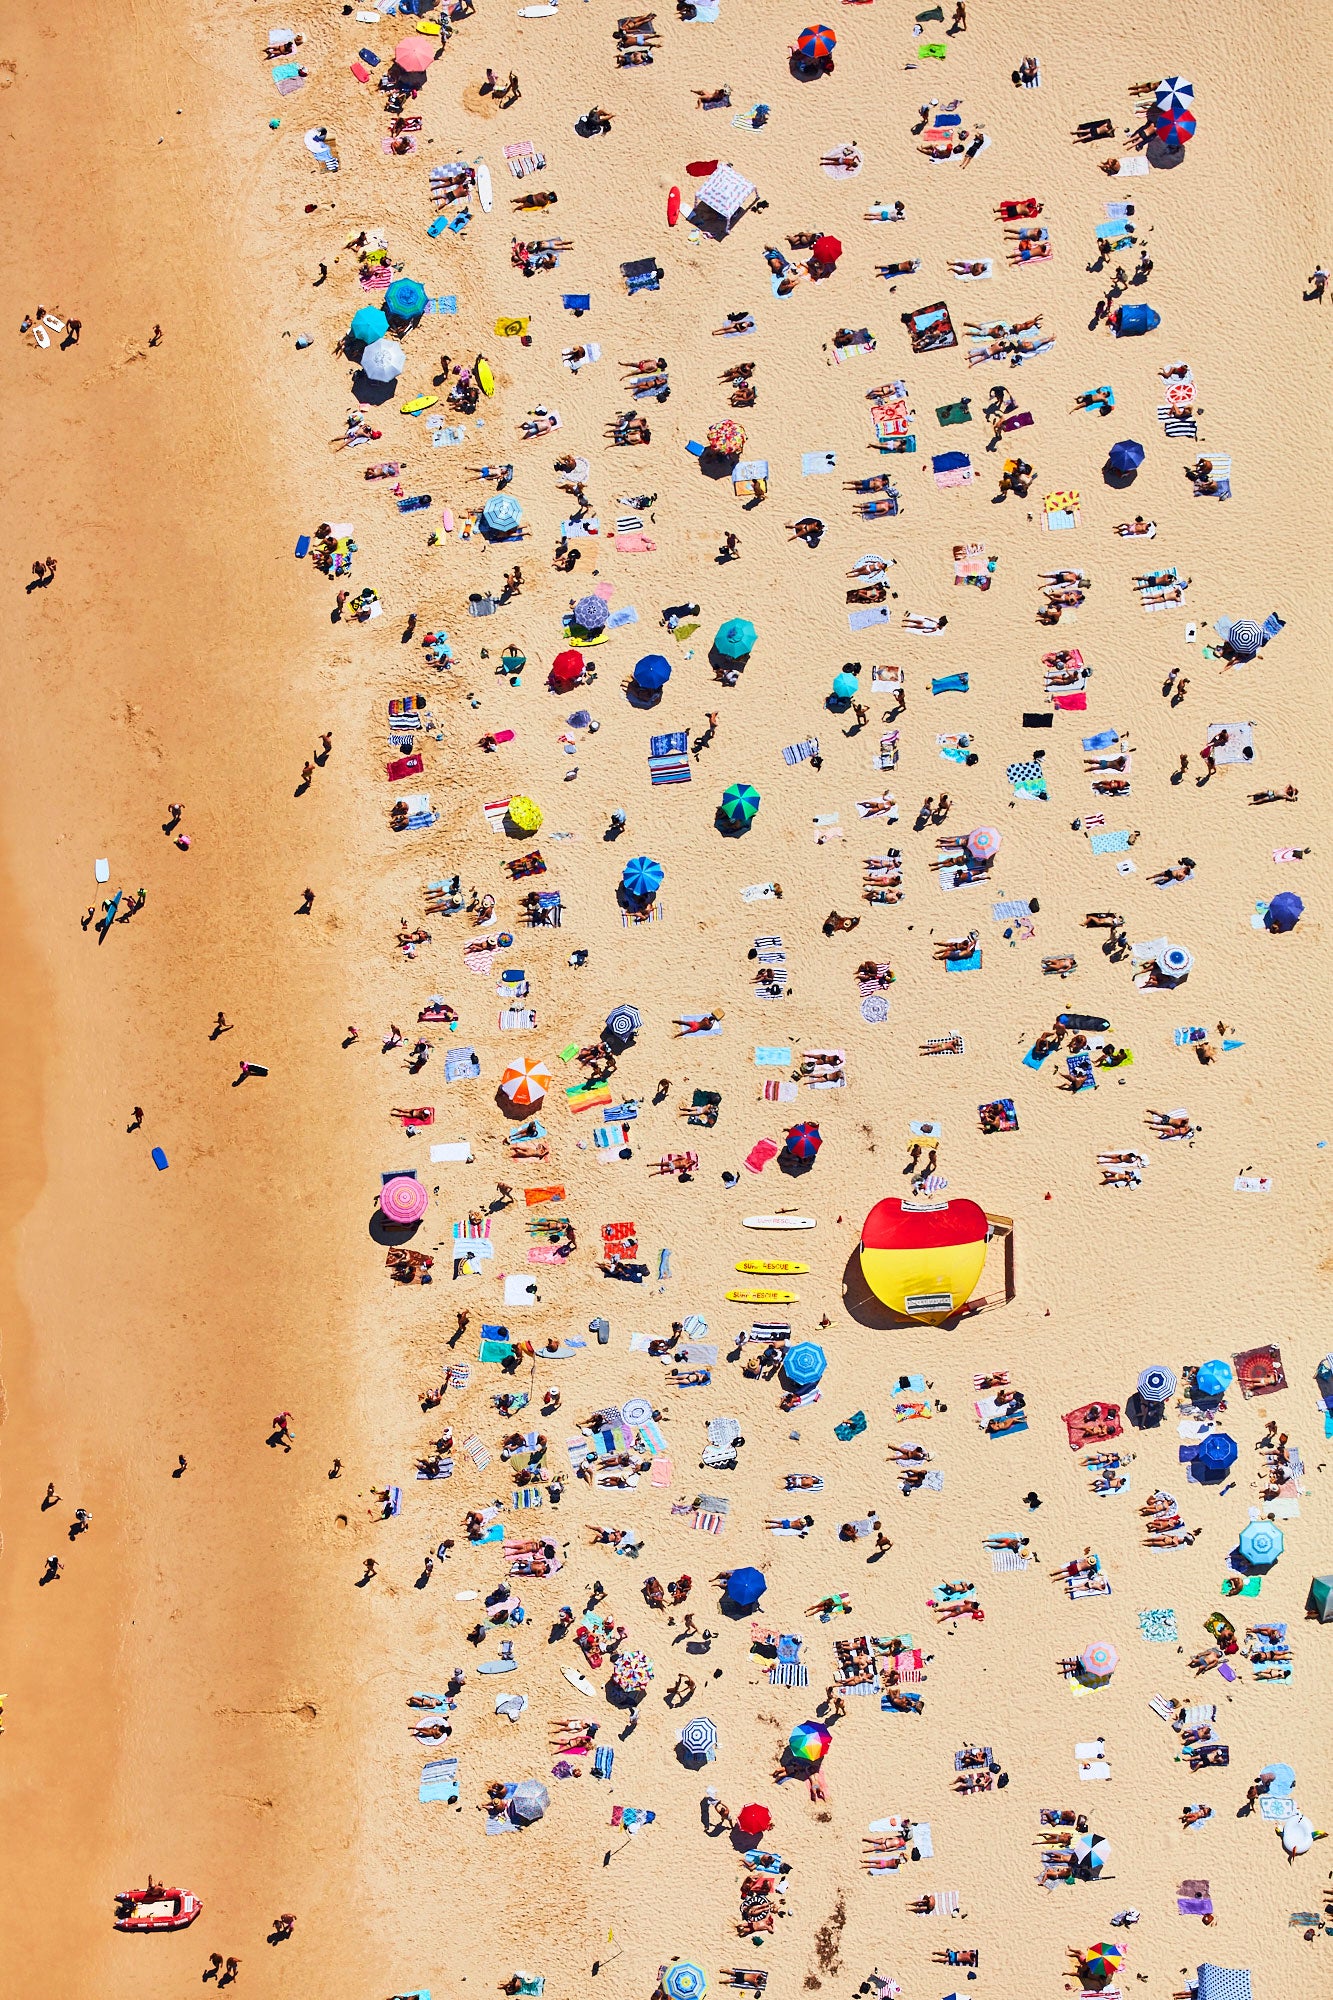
[990,1549,1031,1572]
[499,1008,537,1030]
[692,1511,726,1533]
[767,1660,809,1686]
[649,752,692,783]
[513,1486,543,1508]
[462,1434,492,1470]
[483,796,512,830]
[782,737,819,766]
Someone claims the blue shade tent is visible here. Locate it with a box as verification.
[1113,303,1160,336]
[622,856,664,898]
[350,305,389,345]
[632,653,672,690]
[385,277,428,320]
[714,617,756,658]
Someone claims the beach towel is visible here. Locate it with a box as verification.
[849,605,891,630]
[1090,829,1131,854]
[782,737,820,766]
[802,450,837,474]
[945,948,981,972]
[930,673,969,695]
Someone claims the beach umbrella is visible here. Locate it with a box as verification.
[725,1566,767,1607]
[1080,1640,1118,1679]
[706,419,746,456]
[1155,76,1195,113]
[550,648,585,685]
[832,671,859,700]
[1137,1364,1177,1403]
[631,652,672,691]
[1154,106,1197,147]
[1107,438,1145,473]
[394,33,437,72]
[966,826,1002,861]
[1073,1833,1112,1871]
[737,1803,772,1836]
[789,1719,832,1762]
[812,234,843,265]
[507,795,543,832]
[500,1058,552,1106]
[784,1121,822,1160]
[622,855,664,899]
[1266,891,1304,933]
[662,1964,707,2000]
[1156,943,1194,978]
[380,1175,429,1225]
[483,493,524,533]
[784,1342,827,1387]
[677,1715,719,1760]
[1079,1944,1123,1981]
[714,617,757,658]
[611,1648,655,1691]
[1197,1431,1238,1475]
[350,305,389,345]
[510,1777,549,1823]
[1195,1359,1232,1399]
[1224,618,1264,658]
[360,337,405,382]
[795,23,837,60]
[605,1004,642,1040]
[572,592,610,633]
[721,782,761,826]
[385,277,428,320]
[1238,1519,1284,1566]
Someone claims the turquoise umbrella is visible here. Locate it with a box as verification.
[714,617,756,659]
[386,277,428,320]
[483,493,523,533]
[721,782,760,825]
[1238,1520,1283,1566]
[832,671,859,699]
[350,305,389,345]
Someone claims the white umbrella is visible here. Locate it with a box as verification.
[361,337,405,383]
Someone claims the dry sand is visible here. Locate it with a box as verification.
[2,3,1332,1996]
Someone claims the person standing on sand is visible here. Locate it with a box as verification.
[1307,265,1329,303]
[149,325,163,346]
[42,1481,59,1510]
[362,1556,377,1580]
[299,887,315,913]
[213,1012,231,1038]
[129,1107,144,1130]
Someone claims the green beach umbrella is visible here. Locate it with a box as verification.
[721,782,761,825]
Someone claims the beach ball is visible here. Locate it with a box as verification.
[859,1196,989,1323]
[789,1720,832,1762]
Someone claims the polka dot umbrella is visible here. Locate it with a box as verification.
[380,1176,429,1225]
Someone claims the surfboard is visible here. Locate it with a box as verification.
[667,185,681,226]
[726,1288,798,1303]
[475,355,496,396]
[1057,1012,1111,1032]
[563,1664,598,1698]
[401,394,437,415]
[742,1214,817,1230]
[440,506,454,532]
[42,314,65,332]
[33,325,49,348]
[477,1659,519,1674]
[736,1260,809,1274]
[477,162,493,212]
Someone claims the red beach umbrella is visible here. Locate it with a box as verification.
[737,1804,773,1836]
[551,648,585,685]
[1154,106,1196,147]
[812,234,843,265]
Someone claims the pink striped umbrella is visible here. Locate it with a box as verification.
[380,1175,430,1225]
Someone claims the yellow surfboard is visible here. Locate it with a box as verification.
[475,355,496,397]
[400,394,437,415]
[726,1288,798,1304]
[735,1260,809,1275]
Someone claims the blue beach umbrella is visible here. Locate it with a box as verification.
[1265,891,1303,933]
[784,1342,827,1387]
[1195,1359,1232,1399]
[832,671,859,700]
[714,617,756,658]
[350,305,389,345]
[572,592,610,633]
[663,1965,707,2000]
[482,493,523,533]
[1196,1432,1237,1476]
[385,277,428,320]
[632,652,673,690]
[724,1566,767,1607]
[1238,1519,1284,1566]
[1107,439,1144,473]
[622,855,664,898]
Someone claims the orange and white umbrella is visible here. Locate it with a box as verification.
[500,1058,552,1106]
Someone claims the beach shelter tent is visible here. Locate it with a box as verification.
[1196,1969,1251,2000]
[859,1195,989,1323]
[1308,1574,1333,1622]
[1112,303,1160,337]
[691,166,758,238]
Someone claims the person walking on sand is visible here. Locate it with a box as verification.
[300,761,314,788]
[273,1913,296,1940]
[208,1952,224,1978]
[149,325,163,346]
[502,71,521,106]
[948,1,966,30]
[362,1556,378,1580]
[273,1411,294,1450]
[320,732,332,756]
[42,1555,63,1582]
[213,1012,231,1038]
[299,887,315,913]
[223,1958,240,1983]
[43,1481,59,1510]
[1306,264,1329,303]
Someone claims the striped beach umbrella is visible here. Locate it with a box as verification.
[795,23,837,60]
[1074,1832,1112,1871]
[1137,1364,1177,1402]
[1080,1640,1118,1679]
[385,277,428,319]
[605,1004,643,1041]
[784,1121,822,1160]
[663,1964,708,2000]
[500,1059,552,1106]
[622,855,664,898]
[483,493,523,534]
[721,782,761,825]
[1224,619,1263,658]
[677,1715,719,1760]
[966,826,1001,861]
[1079,1944,1123,1981]
[1154,106,1197,147]
[380,1175,429,1225]
[784,1342,827,1387]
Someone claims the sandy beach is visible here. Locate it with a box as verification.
[2,3,1332,1997]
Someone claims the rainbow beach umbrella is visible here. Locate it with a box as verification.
[1078,1943,1123,1982]
[1080,1640,1118,1679]
[789,1719,832,1762]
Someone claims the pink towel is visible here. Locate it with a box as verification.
[651,1458,673,1486]
[744,1138,779,1173]
[614,532,657,554]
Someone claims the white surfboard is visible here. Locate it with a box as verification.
[742,1214,817,1230]
[563,1664,598,1698]
[518,3,558,13]
[477,161,493,212]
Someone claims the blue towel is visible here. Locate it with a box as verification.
[594,1745,614,1778]
[563,293,592,311]
[931,673,970,695]
[650,731,689,755]
[945,948,982,972]
[1082,729,1119,751]
[1021,1046,1048,1069]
